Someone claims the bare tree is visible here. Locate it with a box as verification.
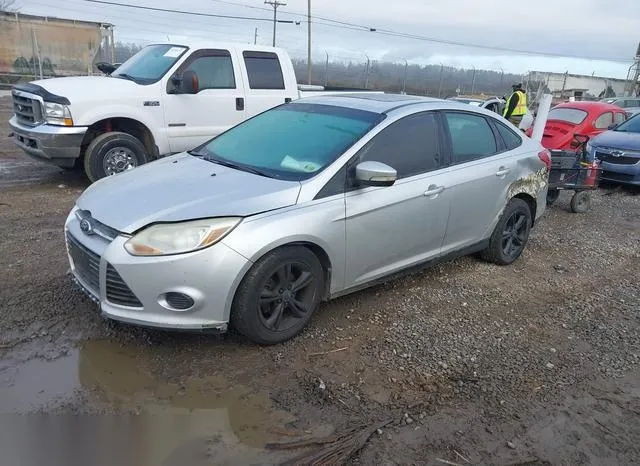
[0,0,19,12]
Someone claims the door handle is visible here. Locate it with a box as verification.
[236,97,245,111]
[496,166,511,177]
[423,185,444,197]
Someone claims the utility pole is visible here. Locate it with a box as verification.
[109,26,115,64]
[254,27,258,44]
[402,59,408,94]
[324,51,329,87]
[364,55,370,89]
[438,64,444,98]
[307,0,312,85]
[471,65,477,94]
[265,1,286,47]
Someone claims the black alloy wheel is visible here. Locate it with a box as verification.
[501,210,529,260]
[258,262,316,332]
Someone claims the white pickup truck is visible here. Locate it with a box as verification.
[9,41,369,181]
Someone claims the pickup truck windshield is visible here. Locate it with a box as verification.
[112,44,188,84]
[194,103,381,180]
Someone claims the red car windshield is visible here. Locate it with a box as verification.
[548,108,588,125]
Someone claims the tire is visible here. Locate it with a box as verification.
[231,246,324,345]
[84,132,148,182]
[546,188,560,206]
[481,198,533,265]
[570,191,591,213]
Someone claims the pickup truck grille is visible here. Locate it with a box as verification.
[12,92,44,126]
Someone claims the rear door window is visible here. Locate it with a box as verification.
[444,112,498,163]
[594,112,613,129]
[243,51,285,89]
[494,120,523,150]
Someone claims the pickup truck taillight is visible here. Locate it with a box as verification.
[538,149,551,171]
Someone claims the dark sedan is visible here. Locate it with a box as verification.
[588,114,640,186]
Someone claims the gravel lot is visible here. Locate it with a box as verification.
[1,95,639,465]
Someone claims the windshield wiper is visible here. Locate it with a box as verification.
[205,155,273,178]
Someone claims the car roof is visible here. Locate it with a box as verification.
[553,101,623,112]
[296,93,478,114]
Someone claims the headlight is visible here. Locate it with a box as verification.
[124,217,241,256]
[44,102,73,126]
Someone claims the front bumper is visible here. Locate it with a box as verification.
[599,161,640,186]
[64,210,252,331]
[9,116,87,168]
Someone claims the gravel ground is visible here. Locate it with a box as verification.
[1,95,640,465]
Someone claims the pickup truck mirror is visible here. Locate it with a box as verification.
[172,70,199,94]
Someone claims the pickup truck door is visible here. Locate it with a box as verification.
[236,50,298,118]
[163,49,246,153]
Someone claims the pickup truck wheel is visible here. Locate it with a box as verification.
[84,132,148,182]
[231,247,324,345]
[481,198,532,266]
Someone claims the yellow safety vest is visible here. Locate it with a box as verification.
[504,90,527,117]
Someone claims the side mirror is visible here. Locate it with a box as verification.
[355,161,397,187]
[607,123,618,130]
[172,70,199,94]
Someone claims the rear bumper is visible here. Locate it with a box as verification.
[9,116,87,168]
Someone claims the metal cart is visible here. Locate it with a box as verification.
[546,135,601,213]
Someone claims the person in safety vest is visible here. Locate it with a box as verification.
[503,83,527,126]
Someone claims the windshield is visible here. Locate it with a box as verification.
[614,113,640,133]
[548,107,588,125]
[112,44,188,84]
[193,103,381,181]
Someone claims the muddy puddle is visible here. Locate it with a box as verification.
[0,340,313,466]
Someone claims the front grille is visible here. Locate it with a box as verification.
[595,151,639,166]
[601,171,636,183]
[12,92,43,126]
[106,264,143,308]
[67,233,100,296]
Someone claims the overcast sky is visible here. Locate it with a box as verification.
[15,0,640,78]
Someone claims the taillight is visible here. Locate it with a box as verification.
[538,149,551,171]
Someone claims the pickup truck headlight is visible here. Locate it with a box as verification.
[124,218,242,256]
[44,102,73,126]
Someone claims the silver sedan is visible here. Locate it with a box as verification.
[65,94,549,344]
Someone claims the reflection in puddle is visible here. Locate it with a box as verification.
[0,340,299,465]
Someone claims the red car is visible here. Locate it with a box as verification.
[527,102,627,151]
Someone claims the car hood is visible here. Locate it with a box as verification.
[32,76,147,104]
[592,130,640,151]
[76,153,301,234]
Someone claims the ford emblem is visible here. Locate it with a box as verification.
[80,218,94,235]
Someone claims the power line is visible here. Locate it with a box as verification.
[210,0,632,62]
[74,0,632,62]
[80,0,295,23]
